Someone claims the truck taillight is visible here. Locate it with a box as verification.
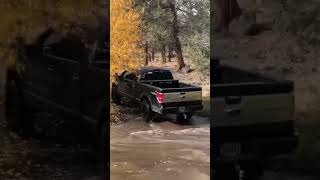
[156,92,165,103]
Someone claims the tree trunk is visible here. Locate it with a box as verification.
[168,46,172,62]
[168,1,185,70]
[144,43,149,66]
[148,52,152,62]
[151,49,155,61]
[161,45,166,62]
[214,0,242,32]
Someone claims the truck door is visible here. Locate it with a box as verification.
[22,51,56,101]
[42,35,83,114]
[119,72,137,99]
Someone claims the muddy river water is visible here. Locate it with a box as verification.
[110,113,210,180]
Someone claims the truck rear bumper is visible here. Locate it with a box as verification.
[215,135,297,163]
[160,104,203,114]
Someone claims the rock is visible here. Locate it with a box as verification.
[237,0,257,10]
[15,172,22,177]
[229,10,259,36]
[181,65,192,73]
[6,168,14,175]
[280,67,294,74]
[312,67,318,72]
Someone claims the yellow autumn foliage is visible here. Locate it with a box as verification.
[110,0,142,79]
[0,0,100,68]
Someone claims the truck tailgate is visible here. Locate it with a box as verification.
[211,82,294,127]
[162,89,202,103]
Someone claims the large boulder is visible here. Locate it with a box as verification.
[229,10,257,35]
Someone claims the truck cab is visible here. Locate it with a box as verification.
[112,67,203,123]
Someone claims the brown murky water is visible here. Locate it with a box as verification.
[110,113,210,180]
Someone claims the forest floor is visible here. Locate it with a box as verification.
[214,29,320,174]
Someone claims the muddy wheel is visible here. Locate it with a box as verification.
[141,99,154,122]
[5,77,33,135]
[213,163,239,180]
[176,113,185,123]
[185,112,193,120]
[176,113,192,124]
[240,162,264,180]
[111,83,121,105]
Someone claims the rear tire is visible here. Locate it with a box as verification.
[185,112,193,120]
[5,76,33,135]
[176,113,193,124]
[140,99,155,122]
[240,161,264,180]
[213,163,239,180]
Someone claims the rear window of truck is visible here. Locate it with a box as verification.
[140,70,174,81]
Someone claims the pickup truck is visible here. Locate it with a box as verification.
[5,31,109,173]
[111,67,203,123]
[211,59,297,179]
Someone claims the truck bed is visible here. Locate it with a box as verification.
[211,61,297,161]
[212,65,293,97]
[211,62,294,128]
[141,80,201,92]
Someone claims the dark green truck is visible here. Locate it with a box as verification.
[211,59,297,179]
[112,67,203,123]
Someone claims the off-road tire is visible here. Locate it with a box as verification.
[240,162,264,180]
[176,113,193,124]
[186,112,193,120]
[141,99,155,122]
[213,163,239,180]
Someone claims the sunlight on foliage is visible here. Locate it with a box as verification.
[0,0,97,69]
[110,0,142,79]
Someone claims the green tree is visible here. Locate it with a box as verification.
[136,0,186,69]
[136,0,209,73]
[177,0,210,75]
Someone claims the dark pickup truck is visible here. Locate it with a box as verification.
[5,32,109,167]
[211,59,297,179]
[112,68,203,122]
